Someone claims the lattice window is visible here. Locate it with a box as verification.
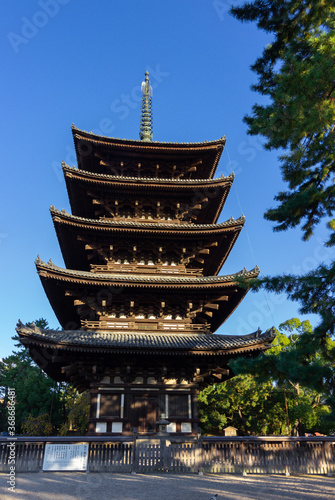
[168,395,189,418]
[100,394,121,417]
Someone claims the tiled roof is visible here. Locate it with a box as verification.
[35,257,259,284]
[62,163,234,185]
[50,206,246,232]
[72,124,226,148]
[17,321,275,354]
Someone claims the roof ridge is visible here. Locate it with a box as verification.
[16,321,276,351]
[50,206,246,229]
[71,124,227,147]
[35,257,260,283]
[62,162,235,184]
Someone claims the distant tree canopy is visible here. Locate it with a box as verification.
[0,319,89,435]
[199,319,335,436]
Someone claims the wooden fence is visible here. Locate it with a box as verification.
[0,436,334,475]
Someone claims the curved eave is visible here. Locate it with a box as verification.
[35,260,259,332]
[63,164,234,186]
[51,208,245,275]
[36,259,259,287]
[72,126,226,179]
[17,323,275,355]
[63,166,232,224]
[17,324,275,383]
[51,207,245,233]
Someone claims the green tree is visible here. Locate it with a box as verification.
[0,319,65,434]
[21,413,53,436]
[231,0,335,245]
[230,1,335,390]
[200,319,333,436]
[230,319,334,435]
[59,387,90,436]
[199,374,279,435]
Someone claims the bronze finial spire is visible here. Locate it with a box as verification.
[140,71,153,141]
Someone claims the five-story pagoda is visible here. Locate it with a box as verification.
[17,72,274,436]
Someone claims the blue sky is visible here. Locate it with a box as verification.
[1,1,332,359]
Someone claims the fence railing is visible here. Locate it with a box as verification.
[1,436,334,474]
[90,264,201,276]
[81,319,209,333]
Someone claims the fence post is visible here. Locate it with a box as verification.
[241,442,247,475]
[132,432,138,474]
[161,437,171,472]
[196,438,203,475]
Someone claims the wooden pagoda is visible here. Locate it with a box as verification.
[17,72,275,436]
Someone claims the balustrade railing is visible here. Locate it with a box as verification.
[90,264,201,276]
[1,436,334,474]
[81,319,209,333]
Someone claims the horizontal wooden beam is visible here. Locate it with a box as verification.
[194,257,205,264]
[205,241,218,248]
[204,303,219,310]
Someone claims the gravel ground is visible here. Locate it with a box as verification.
[1,472,335,500]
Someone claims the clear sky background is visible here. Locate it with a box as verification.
[1,1,332,359]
